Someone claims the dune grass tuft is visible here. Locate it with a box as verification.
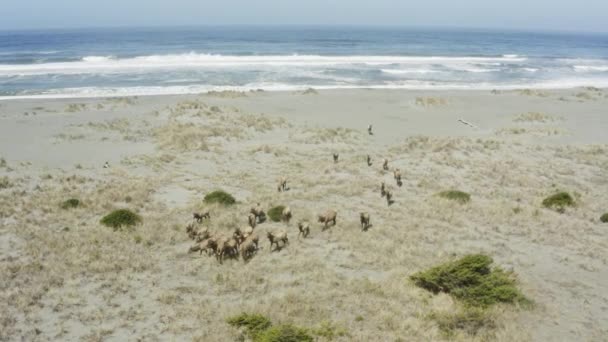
[312,321,348,340]
[0,176,11,189]
[60,198,80,209]
[410,254,528,307]
[438,190,471,204]
[600,213,608,223]
[100,209,142,230]
[268,205,286,222]
[203,190,236,206]
[429,308,495,337]
[542,192,574,212]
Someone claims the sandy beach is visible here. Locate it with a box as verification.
[1,88,607,341]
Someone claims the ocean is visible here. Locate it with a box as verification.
[0,26,607,99]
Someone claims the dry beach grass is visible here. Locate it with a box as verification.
[0,88,607,341]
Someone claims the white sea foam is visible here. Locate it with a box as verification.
[2,78,608,100]
[462,68,500,73]
[381,68,439,74]
[0,53,527,76]
[82,56,114,62]
[574,65,608,72]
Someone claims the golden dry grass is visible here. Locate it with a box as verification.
[1,96,607,341]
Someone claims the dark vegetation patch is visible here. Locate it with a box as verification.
[410,254,527,307]
[438,190,471,204]
[60,198,80,209]
[542,192,574,212]
[267,205,286,222]
[411,254,529,336]
[203,190,236,206]
[100,209,142,230]
[227,313,338,342]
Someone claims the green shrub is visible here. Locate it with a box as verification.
[438,190,471,204]
[267,205,286,222]
[226,313,314,342]
[61,198,80,209]
[203,190,236,206]
[430,308,495,337]
[542,192,574,212]
[255,324,313,342]
[227,313,272,339]
[100,209,142,230]
[410,254,527,307]
[600,213,608,223]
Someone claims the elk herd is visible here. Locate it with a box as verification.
[187,124,404,263]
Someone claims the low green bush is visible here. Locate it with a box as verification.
[600,213,608,223]
[410,254,527,307]
[267,205,286,222]
[100,209,142,230]
[542,192,574,212]
[203,190,236,206]
[256,324,313,342]
[227,313,315,342]
[61,198,80,209]
[438,190,471,204]
[227,313,272,339]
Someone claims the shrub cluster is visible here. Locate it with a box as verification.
[410,254,527,307]
[411,254,529,336]
[267,205,286,222]
[438,190,471,204]
[600,213,608,223]
[226,313,315,342]
[100,209,142,230]
[60,198,80,209]
[542,192,574,212]
[203,190,236,206]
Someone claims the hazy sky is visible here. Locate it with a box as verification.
[1,0,607,32]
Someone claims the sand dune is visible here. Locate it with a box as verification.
[0,88,607,341]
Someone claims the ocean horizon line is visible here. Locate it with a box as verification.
[1,24,607,36]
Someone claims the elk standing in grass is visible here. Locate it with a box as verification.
[267,231,289,251]
[250,203,266,223]
[277,176,288,192]
[281,206,292,224]
[360,212,371,231]
[318,209,338,230]
[386,190,394,206]
[193,211,210,223]
[393,169,402,187]
[298,221,310,238]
